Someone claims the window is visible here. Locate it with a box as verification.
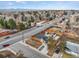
[39,46,45,51]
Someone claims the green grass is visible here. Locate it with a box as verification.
[63,52,77,58]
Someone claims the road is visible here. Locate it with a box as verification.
[0,27,38,42]
[0,21,56,49]
[0,15,69,49]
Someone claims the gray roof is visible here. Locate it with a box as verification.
[8,41,49,58]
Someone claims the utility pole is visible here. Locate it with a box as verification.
[22,31,24,42]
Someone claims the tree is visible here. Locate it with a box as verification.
[0,18,5,28]
[7,19,16,29]
[59,36,70,53]
[27,20,31,28]
[53,15,56,19]
[64,11,67,15]
[18,22,25,31]
[31,16,34,22]
[48,37,56,50]
[60,41,70,52]
[4,20,9,29]
[13,14,18,19]
[46,13,50,17]
[49,17,53,21]
[47,37,58,56]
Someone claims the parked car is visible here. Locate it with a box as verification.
[3,44,10,47]
[4,36,10,39]
[55,47,60,54]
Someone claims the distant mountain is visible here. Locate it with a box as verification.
[0,9,29,12]
[0,9,44,12]
[0,9,78,13]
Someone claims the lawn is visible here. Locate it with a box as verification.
[63,52,77,58]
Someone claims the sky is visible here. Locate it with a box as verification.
[0,1,79,10]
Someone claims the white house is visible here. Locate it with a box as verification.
[66,41,79,57]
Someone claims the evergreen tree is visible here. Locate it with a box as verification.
[0,19,5,28]
[8,19,16,29]
[18,22,25,31]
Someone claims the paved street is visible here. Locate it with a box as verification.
[0,15,69,49]
[0,27,37,42]
[0,21,56,49]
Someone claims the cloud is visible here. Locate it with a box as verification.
[41,2,48,4]
[8,2,13,6]
[15,1,27,5]
[0,1,79,10]
[16,0,22,2]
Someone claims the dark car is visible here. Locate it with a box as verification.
[3,44,10,47]
[55,47,60,54]
[4,36,10,39]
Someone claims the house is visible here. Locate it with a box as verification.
[25,36,48,55]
